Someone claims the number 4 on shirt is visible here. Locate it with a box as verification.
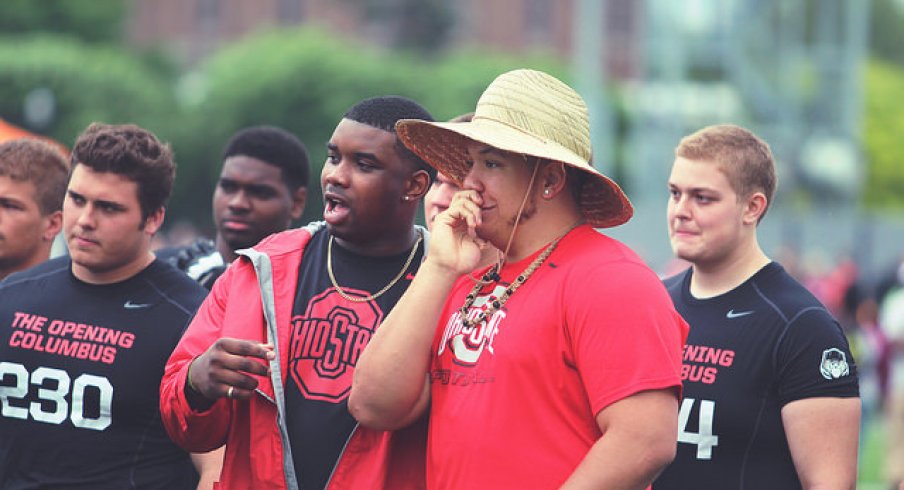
[677,397,719,459]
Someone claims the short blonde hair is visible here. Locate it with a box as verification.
[676,124,777,221]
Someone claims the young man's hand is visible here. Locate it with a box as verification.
[185,339,275,410]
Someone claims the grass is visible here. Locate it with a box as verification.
[859,417,888,489]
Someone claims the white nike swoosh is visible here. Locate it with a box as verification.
[123,301,152,309]
[726,309,754,319]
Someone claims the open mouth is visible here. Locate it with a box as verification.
[324,196,347,212]
[323,192,351,223]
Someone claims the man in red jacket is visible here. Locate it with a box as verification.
[160,96,434,490]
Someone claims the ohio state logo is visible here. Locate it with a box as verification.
[438,284,507,366]
[288,288,382,402]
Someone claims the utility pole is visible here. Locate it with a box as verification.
[572,0,614,173]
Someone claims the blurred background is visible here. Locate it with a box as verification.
[1,1,902,485]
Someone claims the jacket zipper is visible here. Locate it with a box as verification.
[324,423,360,488]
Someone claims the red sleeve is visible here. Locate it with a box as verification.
[565,260,688,415]
[159,265,234,452]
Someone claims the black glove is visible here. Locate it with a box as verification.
[164,238,226,290]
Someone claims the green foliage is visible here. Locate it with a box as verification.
[413,50,567,121]
[0,35,176,148]
[0,26,569,232]
[858,418,885,487]
[169,27,566,229]
[862,59,904,209]
[870,0,904,66]
[0,0,125,43]
[171,28,426,227]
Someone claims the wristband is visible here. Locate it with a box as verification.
[186,358,202,394]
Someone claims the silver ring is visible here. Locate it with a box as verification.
[227,386,235,399]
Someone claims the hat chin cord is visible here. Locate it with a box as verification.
[473,153,592,287]
[482,155,541,283]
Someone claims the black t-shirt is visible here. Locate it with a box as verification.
[0,257,206,490]
[285,228,425,490]
[654,262,859,490]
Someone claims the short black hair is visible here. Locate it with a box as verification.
[222,126,310,191]
[343,96,436,180]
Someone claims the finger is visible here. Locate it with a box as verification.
[224,384,256,400]
[211,368,263,393]
[204,340,272,378]
[217,338,275,361]
[450,191,481,214]
[452,189,482,206]
[458,201,483,230]
[211,351,271,378]
[446,198,482,231]
[456,192,484,228]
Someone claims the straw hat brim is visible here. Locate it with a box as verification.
[397,117,633,228]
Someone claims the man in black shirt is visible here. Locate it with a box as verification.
[654,124,860,489]
[0,123,215,488]
[159,125,309,289]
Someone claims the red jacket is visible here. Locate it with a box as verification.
[160,224,426,490]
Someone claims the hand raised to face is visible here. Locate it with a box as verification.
[425,190,492,277]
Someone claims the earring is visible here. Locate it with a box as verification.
[543,188,551,197]
[403,195,410,201]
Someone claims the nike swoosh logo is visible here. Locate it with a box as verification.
[405,272,416,281]
[726,309,754,319]
[124,300,152,309]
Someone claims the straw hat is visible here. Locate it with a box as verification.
[396,69,632,228]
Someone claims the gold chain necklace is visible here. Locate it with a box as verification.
[327,231,423,303]
[458,223,580,328]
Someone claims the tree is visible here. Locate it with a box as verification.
[862,59,904,209]
[167,28,428,228]
[0,35,175,148]
[166,27,565,229]
[870,0,904,66]
[0,0,126,43]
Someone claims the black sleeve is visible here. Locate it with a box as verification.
[775,308,860,405]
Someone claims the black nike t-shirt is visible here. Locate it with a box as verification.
[285,228,425,490]
[654,262,859,490]
[0,257,206,489]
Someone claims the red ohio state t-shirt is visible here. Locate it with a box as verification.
[428,225,688,489]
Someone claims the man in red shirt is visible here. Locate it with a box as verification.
[351,69,688,489]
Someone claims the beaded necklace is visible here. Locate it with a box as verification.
[327,231,422,303]
[458,222,580,328]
